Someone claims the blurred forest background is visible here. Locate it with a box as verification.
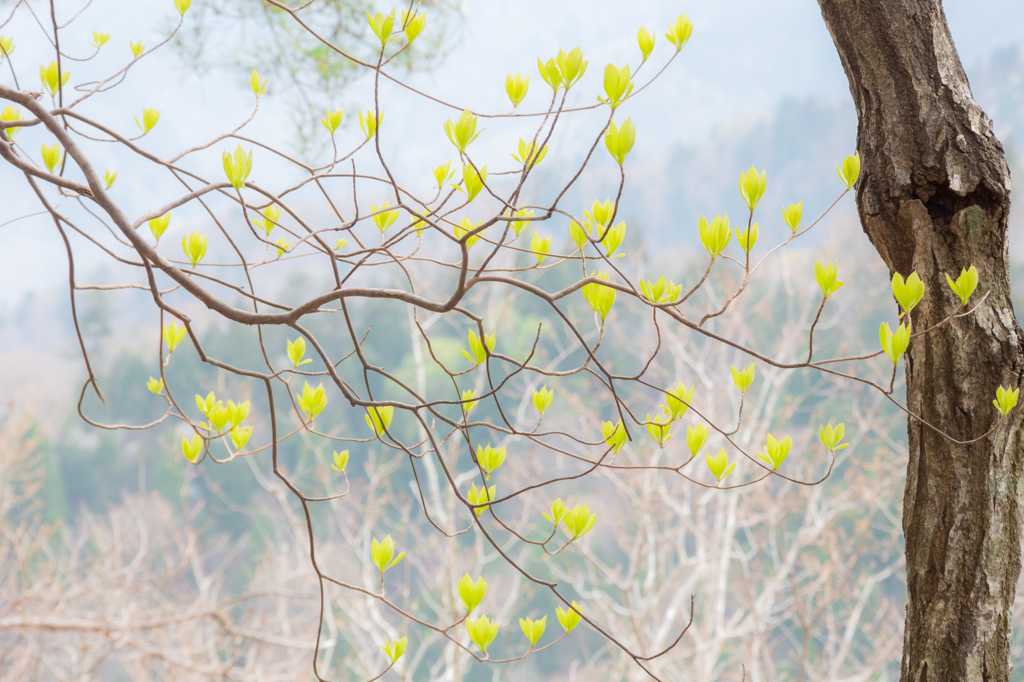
[1,0,1023,680]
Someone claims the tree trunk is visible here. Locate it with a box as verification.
[817,1,1023,680]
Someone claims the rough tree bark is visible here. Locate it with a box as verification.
[818,1,1023,680]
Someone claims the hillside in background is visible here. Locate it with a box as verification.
[2,2,1024,678]
[4,39,1023,511]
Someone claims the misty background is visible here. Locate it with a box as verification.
[4,0,1022,448]
[2,0,1022,305]
[1,0,1023,678]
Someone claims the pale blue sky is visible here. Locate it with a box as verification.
[0,0,1020,306]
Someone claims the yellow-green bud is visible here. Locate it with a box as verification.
[530,231,552,265]
[994,386,1020,417]
[637,27,655,62]
[321,108,344,135]
[706,448,735,482]
[250,70,268,97]
[731,363,755,393]
[359,109,383,140]
[401,10,426,43]
[532,386,554,415]
[738,165,767,212]
[135,107,160,135]
[879,322,910,365]
[366,9,396,46]
[505,72,529,108]
[466,614,500,653]
[837,152,861,189]
[41,142,62,173]
[458,573,488,613]
[556,601,583,633]
[181,231,208,267]
[946,265,979,307]
[891,271,925,316]
[331,450,350,473]
[814,260,844,298]
[519,616,547,649]
[783,202,803,232]
[604,118,636,166]
[444,109,481,154]
[39,61,70,96]
[148,211,172,242]
[665,13,693,51]
[222,145,253,190]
